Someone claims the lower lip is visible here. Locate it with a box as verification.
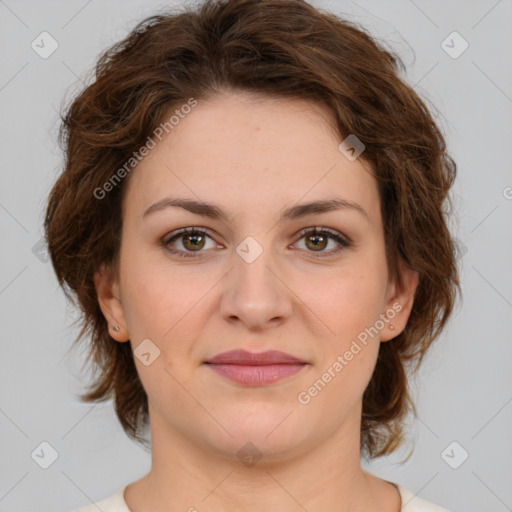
[205,363,307,386]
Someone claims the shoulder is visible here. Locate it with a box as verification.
[71,485,130,512]
[396,484,452,512]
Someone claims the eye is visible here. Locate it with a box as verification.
[162,228,219,258]
[162,226,351,259]
[293,227,351,257]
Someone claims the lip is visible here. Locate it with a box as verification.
[204,349,308,386]
[205,349,306,365]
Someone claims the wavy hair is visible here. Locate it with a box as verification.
[44,0,460,459]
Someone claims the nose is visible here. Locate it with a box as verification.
[219,240,293,331]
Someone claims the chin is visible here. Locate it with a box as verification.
[202,408,315,461]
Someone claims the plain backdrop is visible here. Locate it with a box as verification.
[1,1,511,511]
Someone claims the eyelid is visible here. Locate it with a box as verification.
[293,226,352,246]
[161,227,221,258]
[162,227,217,245]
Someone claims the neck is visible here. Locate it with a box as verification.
[124,404,400,512]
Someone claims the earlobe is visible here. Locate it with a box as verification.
[108,323,129,341]
[380,262,419,342]
[93,264,130,342]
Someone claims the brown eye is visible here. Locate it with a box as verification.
[294,227,351,257]
[181,232,206,251]
[163,228,217,258]
[305,232,328,251]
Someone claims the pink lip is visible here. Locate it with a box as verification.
[206,349,305,365]
[204,349,308,386]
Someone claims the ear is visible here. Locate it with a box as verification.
[380,261,419,342]
[93,263,130,342]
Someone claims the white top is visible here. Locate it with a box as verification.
[72,482,452,511]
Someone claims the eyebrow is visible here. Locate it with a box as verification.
[142,196,368,222]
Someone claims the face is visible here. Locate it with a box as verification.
[96,90,418,461]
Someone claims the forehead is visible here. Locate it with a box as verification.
[124,91,380,224]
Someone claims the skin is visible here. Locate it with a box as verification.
[95,89,419,512]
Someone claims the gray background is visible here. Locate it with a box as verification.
[1,0,511,511]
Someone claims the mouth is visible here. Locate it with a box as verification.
[203,349,309,386]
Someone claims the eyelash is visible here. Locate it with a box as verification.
[162,227,352,259]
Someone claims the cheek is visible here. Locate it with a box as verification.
[298,264,388,341]
[302,277,384,414]
[120,247,216,345]
[118,246,165,339]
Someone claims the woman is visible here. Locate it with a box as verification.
[45,0,460,510]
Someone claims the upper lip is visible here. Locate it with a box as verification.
[205,349,306,365]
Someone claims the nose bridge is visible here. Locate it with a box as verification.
[232,234,280,301]
[220,234,292,328]
[235,236,275,289]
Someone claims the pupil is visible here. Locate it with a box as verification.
[185,233,204,250]
[308,234,326,251]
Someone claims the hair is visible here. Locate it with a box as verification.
[44,0,460,459]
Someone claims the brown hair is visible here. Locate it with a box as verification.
[44,0,460,459]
